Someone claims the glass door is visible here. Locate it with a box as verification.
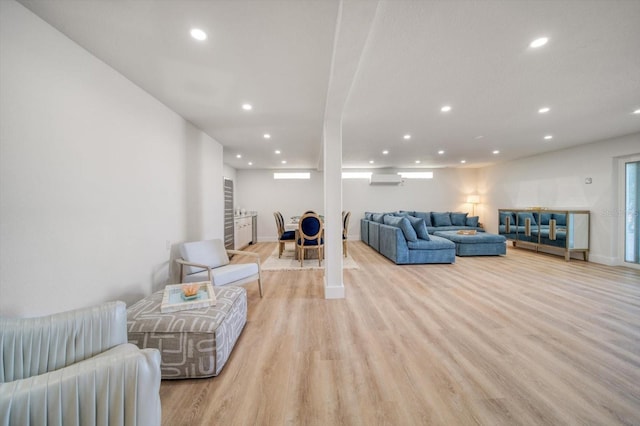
[625,160,640,264]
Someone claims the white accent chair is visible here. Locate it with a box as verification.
[0,301,162,426]
[176,239,263,297]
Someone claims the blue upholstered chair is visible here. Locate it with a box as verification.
[274,211,295,258]
[296,212,324,267]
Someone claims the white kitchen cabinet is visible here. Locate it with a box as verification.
[234,216,253,249]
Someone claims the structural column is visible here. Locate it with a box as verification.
[323,120,345,299]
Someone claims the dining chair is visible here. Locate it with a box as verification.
[274,211,295,258]
[342,210,351,257]
[296,212,324,267]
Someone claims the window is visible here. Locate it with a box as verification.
[273,172,310,180]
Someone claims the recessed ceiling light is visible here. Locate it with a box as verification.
[236,154,242,159]
[403,134,411,140]
[382,150,389,155]
[242,103,252,111]
[475,135,484,140]
[274,150,281,154]
[441,105,452,112]
[438,150,445,155]
[190,28,207,41]
[493,150,500,154]
[281,160,287,164]
[633,108,640,114]
[263,134,271,139]
[369,160,374,164]
[530,37,549,48]
[248,162,253,166]
[544,135,553,140]
[415,160,421,164]
[460,160,466,164]
[538,107,550,113]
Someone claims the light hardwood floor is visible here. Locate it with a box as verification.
[160,242,640,425]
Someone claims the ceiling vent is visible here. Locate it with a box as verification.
[369,174,403,185]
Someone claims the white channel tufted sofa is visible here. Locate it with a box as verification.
[0,301,161,426]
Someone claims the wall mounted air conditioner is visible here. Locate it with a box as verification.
[369,174,403,185]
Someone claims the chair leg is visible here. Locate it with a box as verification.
[257,277,263,298]
[278,241,283,258]
[300,247,304,267]
[318,247,322,266]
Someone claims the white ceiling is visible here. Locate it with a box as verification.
[18,0,640,171]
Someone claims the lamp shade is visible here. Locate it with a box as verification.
[467,195,480,204]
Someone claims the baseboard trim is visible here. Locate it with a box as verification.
[588,254,616,266]
[324,283,345,299]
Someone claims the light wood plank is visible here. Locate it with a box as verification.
[159,242,640,425]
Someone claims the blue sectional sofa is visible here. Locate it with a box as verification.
[361,211,484,264]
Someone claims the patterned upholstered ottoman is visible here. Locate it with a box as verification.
[433,231,507,256]
[127,286,246,379]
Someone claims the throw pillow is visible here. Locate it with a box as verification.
[372,213,385,223]
[413,211,432,227]
[432,212,452,227]
[399,210,415,216]
[364,212,373,221]
[517,212,537,226]
[383,215,418,242]
[466,216,479,227]
[406,215,431,241]
[450,212,468,226]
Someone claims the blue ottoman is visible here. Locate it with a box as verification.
[433,231,506,256]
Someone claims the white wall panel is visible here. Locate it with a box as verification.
[0,1,224,316]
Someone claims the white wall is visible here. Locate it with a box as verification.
[477,133,640,265]
[235,170,324,241]
[0,0,224,317]
[236,167,478,241]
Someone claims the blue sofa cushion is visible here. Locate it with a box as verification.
[517,212,537,226]
[466,216,479,227]
[372,213,385,223]
[553,213,567,226]
[432,212,452,227]
[399,210,415,216]
[364,212,373,220]
[413,212,432,227]
[450,212,468,226]
[406,215,430,241]
[384,215,418,242]
[407,235,455,250]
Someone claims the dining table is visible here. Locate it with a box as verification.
[284,215,324,231]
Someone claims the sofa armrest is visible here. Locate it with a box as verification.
[0,301,127,382]
[0,344,161,426]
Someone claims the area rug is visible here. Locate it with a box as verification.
[261,247,360,271]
